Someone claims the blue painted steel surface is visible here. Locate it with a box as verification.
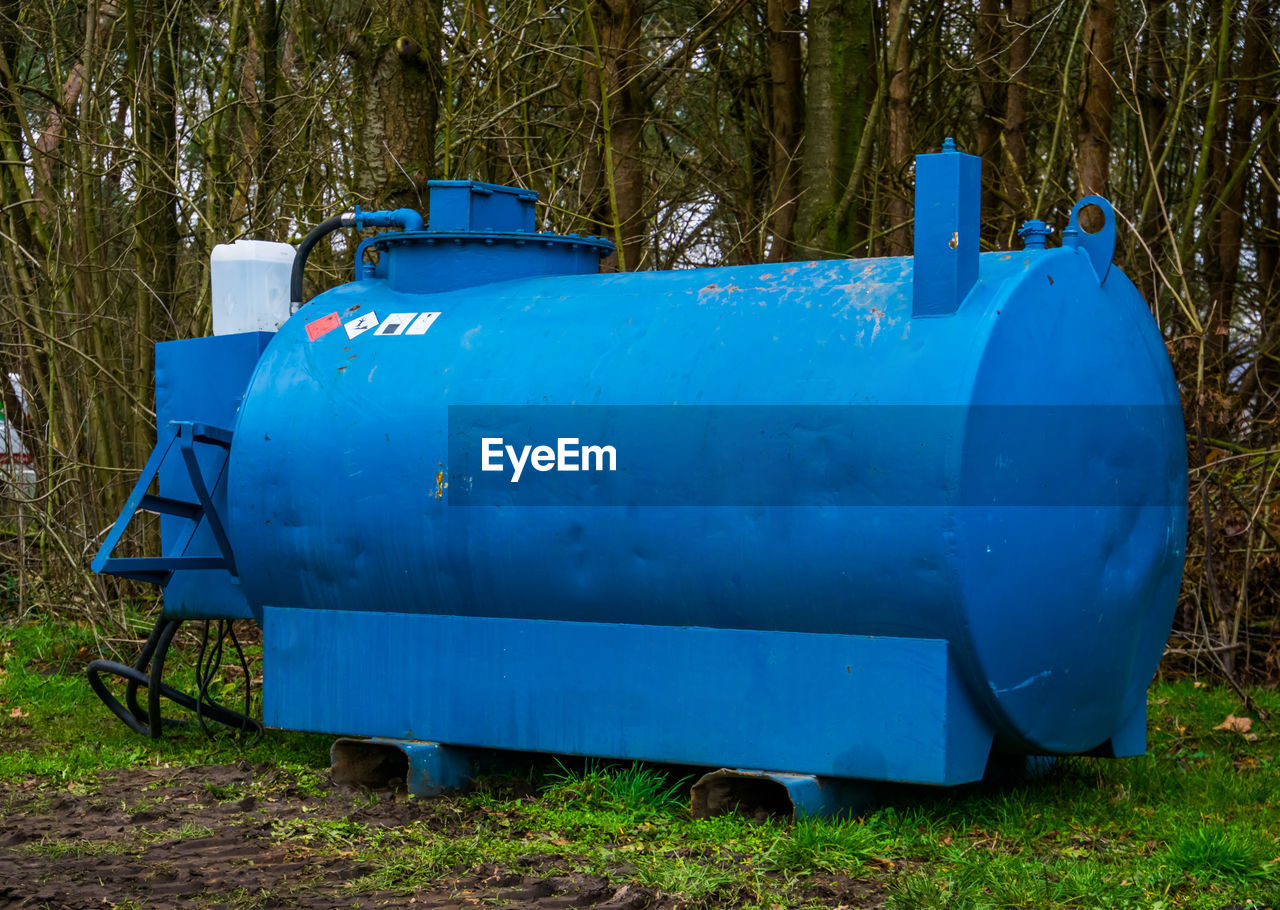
[392,740,474,795]
[332,738,473,795]
[426,180,537,232]
[912,138,980,316]
[98,144,1188,785]
[353,179,611,293]
[1064,195,1118,282]
[264,608,994,785]
[92,421,236,583]
[156,333,269,620]
[690,769,875,819]
[95,333,268,619]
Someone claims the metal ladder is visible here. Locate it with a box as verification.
[92,420,237,585]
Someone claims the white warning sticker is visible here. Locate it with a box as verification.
[344,311,379,339]
[374,312,418,336]
[405,312,442,335]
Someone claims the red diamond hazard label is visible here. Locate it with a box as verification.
[306,312,341,341]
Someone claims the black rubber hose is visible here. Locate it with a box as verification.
[146,619,182,739]
[227,621,256,738]
[290,214,351,308]
[87,659,158,736]
[87,617,262,738]
[87,659,255,735]
[125,615,169,726]
[193,620,260,741]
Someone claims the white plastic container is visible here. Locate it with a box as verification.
[210,240,296,335]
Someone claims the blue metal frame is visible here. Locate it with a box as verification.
[92,420,236,585]
[265,608,996,786]
[690,769,876,819]
[913,138,981,317]
[89,162,1185,794]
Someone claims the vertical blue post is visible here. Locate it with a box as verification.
[912,138,982,317]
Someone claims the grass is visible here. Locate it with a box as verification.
[542,759,689,813]
[19,821,219,860]
[0,615,332,783]
[1168,825,1276,880]
[762,816,887,873]
[20,835,140,859]
[3,607,1280,908]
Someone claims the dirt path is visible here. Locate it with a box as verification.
[0,763,674,909]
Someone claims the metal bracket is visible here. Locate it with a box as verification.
[91,421,237,585]
[1063,195,1116,283]
[354,235,380,281]
[690,768,876,819]
[330,738,474,796]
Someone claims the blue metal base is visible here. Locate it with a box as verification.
[264,607,996,786]
[330,738,474,796]
[155,333,271,622]
[92,333,271,620]
[691,768,875,819]
[1088,701,1147,758]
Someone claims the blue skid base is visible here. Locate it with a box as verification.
[264,608,995,786]
[690,768,876,818]
[331,738,473,796]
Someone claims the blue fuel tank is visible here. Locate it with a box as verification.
[97,144,1187,790]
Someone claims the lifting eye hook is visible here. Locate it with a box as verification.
[1063,196,1116,284]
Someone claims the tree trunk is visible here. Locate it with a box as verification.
[1134,0,1169,312]
[33,0,122,218]
[1255,69,1279,431]
[796,0,873,255]
[1212,0,1266,375]
[975,0,1004,245]
[885,0,911,255]
[255,0,285,216]
[134,3,178,368]
[1002,0,1031,241]
[1077,0,1115,226]
[1256,0,1278,372]
[765,0,803,261]
[1201,0,1232,380]
[585,0,647,271]
[349,0,441,210]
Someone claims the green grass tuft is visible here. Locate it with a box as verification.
[21,835,138,859]
[761,815,886,874]
[345,836,501,893]
[270,816,378,849]
[541,760,689,813]
[1167,824,1275,879]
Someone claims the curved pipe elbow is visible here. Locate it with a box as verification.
[395,208,425,232]
[291,207,425,309]
[352,207,425,232]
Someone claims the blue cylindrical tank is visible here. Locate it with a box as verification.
[225,154,1186,771]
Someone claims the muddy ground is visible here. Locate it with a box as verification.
[0,763,885,909]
